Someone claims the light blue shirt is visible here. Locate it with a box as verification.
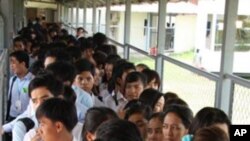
[9,72,34,117]
[72,85,93,108]
[75,101,88,123]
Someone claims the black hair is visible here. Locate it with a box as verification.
[108,60,135,93]
[62,85,76,103]
[148,112,164,122]
[45,48,72,63]
[163,105,193,129]
[188,107,231,135]
[45,61,76,85]
[79,37,94,51]
[95,119,143,141]
[193,126,229,141]
[139,89,163,111]
[136,63,149,71]
[124,100,152,120]
[163,98,189,111]
[105,54,121,64]
[124,72,147,88]
[29,60,44,76]
[9,50,30,68]
[65,46,82,63]
[36,98,77,132]
[95,44,117,56]
[93,32,107,48]
[82,107,118,141]
[164,92,179,101]
[13,36,24,44]
[28,72,64,98]
[142,69,161,88]
[77,27,87,33]
[93,51,108,69]
[74,59,95,76]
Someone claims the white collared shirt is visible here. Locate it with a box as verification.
[104,91,127,112]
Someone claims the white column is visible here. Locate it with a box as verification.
[83,0,87,29]
[76,2,79,28]
[92,0,97,34]
[155,0,167,91]
[216,0,238,116]
[105,0,111,36]
[124,0,131,59]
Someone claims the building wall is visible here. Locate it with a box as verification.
[174,15,197,52]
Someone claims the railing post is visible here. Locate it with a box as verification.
[124,44,130,60]
[124,0,131,60]
[155,55,164,91]
[217,0,238,116]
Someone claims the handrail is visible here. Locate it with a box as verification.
[160,54,220,81]
[225,74,250,88]
[126,43,156,59]
[107,37,125,48]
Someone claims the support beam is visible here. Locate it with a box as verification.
[124,0,131,59]
[70,6,74,34]
[83,0,87,29]
[76,2,79,28]
[105,0,111,36]
[210,14,217,51]
[92,0,97,34]
[216,0,238,117]
[155,0,167,90]
[157,0,167,54]
[0,0,14,49]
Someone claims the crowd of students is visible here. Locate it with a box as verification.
[0,18,230,141]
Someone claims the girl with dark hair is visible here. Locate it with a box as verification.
[82,107,118,141]
[139,89,165,113]
[162,105,193,141]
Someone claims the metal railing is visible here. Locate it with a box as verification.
[108,38,250,122]
[60,22,250,122]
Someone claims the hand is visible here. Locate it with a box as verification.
[0,127,4,135]
[31,129,42,141]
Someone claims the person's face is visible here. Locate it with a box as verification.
[83,49,94,59]
[128,113,148,140]
[44,56,56,68]
[30,86,54,110]
[104,64,113,81]
[147,117,163,141]
[9,57,26,75]
[14,41,25,51]
[74,71,94,93]
[125,80,144,101]
[146,79,159,90]
[162,112,188,141]
[119,69,135,93]
[154,96,165,113]
[94,68,101,86]
[38,116,60,141]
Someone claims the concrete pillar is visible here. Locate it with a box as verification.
[76,2,79,28]
[92,0,97,34]
[217,0,238,117]
[83,0,87,29]
[124,0,131,59]
[105,0,111,36]
[0,0,14,48]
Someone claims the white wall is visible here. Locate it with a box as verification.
[130,12,148,50]
[174,15,197,52]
